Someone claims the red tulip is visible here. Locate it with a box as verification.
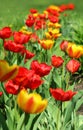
[34,20,46,30]
[67,3,75,10]
[31,60,52,77]
[13,67,43,90]
[30,8,38,14]
[46,8,59,16]
[59,4,68,12]
[48,15,59,23]
[25,19,34,27]
[50,88,77,102]
[60,40,68,51]
[51,55,64,68]
[4,40,24,53]
[13,32,30,44]
[21,49,35,59]
[0,92,3,96]
[0,27,12,39]
[66,59,81,74]
[5,80,19,95]
[26,72,43,90]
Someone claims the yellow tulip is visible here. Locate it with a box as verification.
[47,22,61,28]
[47,5,60,12]
[17,89,48,114]
[39,39,54,49]
[0,60,19,82]
[66,42,83,58]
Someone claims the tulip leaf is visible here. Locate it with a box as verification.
[53,69,62,87]
[17,113,25,130]
[32,112,44,130]
[5,106,14,130]
[64,101,74,125]
[75,97,83,111]
[78,125,83,130]
[0,111,8,130]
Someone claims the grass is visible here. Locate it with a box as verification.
[0,0,83,26]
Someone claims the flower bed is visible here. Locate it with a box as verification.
[0,3,83,130]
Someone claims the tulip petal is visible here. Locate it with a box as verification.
[0,60,19,82]
[17,89,48,114]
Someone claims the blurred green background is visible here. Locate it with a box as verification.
[0,0,83,26]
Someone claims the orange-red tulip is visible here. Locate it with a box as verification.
[66,42,83,58]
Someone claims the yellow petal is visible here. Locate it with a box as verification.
[17,89,48,114]
[0,60,19,82]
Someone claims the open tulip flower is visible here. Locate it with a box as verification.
[50,88,77,102]
[66,42,83,58]
[39,39,54,49]
[0,60,19,82]
[31,60,52,77]
[17,89,48,114]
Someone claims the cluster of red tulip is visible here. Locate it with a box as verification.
[0,3,82,115]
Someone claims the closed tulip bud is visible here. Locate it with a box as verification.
[0,27,12,39]
[17,89,48,114]
[66,59,81,74]
[51,55,64,68]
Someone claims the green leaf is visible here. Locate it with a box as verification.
[17,113,25,130]
[53,69,62,87]
[78,125,83,130]
[75,97,83,111]
[5,106,14,130]
[0,111,8,130]
[64,101,74,125]
[32,113,44,130]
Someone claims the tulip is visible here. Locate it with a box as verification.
[13,67,43,90]
[17,89,48,114]
[39,39,54,49]
[51,55,64,68]
[5,80,19,95]
[21,49,35,59]
[46,5,60,12]
[25,19,34,27]
[34,20,46,30]
[60,40,68,51]
[67,3,75,10]
[66,59,81,74]
[0,92,3,96]
[31,60,52,77]
[13,32,30,44]
[66,42,83,58]
[0,60,19,82]
[4,40,24,53]
[48,15,59,23]
[30,8,38,14]
[47,22,61,28]
[50,88,77,102]
[0,27,12,39]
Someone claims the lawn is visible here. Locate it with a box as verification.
[0,0,83,26]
